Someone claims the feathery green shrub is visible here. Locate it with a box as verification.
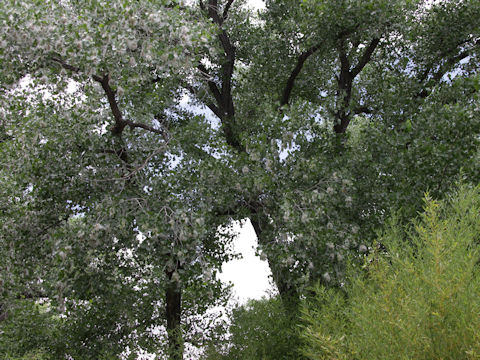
[301,185,480,360]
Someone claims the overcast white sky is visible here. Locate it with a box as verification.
[247,0,265,10]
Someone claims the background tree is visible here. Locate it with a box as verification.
[1,1,237,358]
[202,296,301,360]
[186,0,480,308]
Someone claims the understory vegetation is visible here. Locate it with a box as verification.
[301,185,480,360]
[204,185,480,360]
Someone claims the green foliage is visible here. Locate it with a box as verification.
[301,184,480,360]
[8,350,49,360]
[1,0,480,357]
[203,296,303,360]
[0,300,60,359]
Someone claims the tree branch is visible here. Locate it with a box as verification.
[431,50,471,82]
[51,57,81,73]
[334,38,353,134]
[93,74,127,136]
[207,0,223,25]
[280,43,322,107]
[333,37,380,134]
[223,0,235,21]
[206,103,223,119]
[351,38,380,78]
[417,37,476,83]
[353,106,373,115]
[185,84,223,119]
[52,57,168,140]
[36,214,70,239]
[52,56,125,136]
[125,119,167,138]
[220,31,236,117]
[338,39,350,75]
[202,0,243,152]
[416,44,478,98]
[198,64,224,108]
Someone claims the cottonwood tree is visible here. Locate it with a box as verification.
[184,0,480,308]
[0,1,238,359]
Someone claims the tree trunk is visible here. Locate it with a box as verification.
[165,269,183,360]
[250,215,300,312]
[0,303,7,322]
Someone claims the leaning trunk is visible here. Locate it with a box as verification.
[250,215,300,311]
[165,269,183,360]
[0,303,7,322]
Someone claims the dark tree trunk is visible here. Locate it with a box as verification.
[250,215,300,312]
[165,269,183,360]
[0,303,7,322]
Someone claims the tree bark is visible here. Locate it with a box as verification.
[250,215,300,311]
[165,268,183,360]
[0,303,7,322]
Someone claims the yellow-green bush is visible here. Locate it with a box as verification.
[301,185,480,360]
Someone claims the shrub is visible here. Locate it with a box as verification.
[0,300,59,359]
[203,296,303,360]
[301,185,480,360]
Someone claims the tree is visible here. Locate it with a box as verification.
[1,0,480,358]
[1,1,236,358]
[202,296,302,360]
[185,0,480,307]
[0,299,60,358]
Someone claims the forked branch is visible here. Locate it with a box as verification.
[52,57,168,138]
[280,43,322,107]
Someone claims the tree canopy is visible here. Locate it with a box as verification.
[1,0,479,359]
